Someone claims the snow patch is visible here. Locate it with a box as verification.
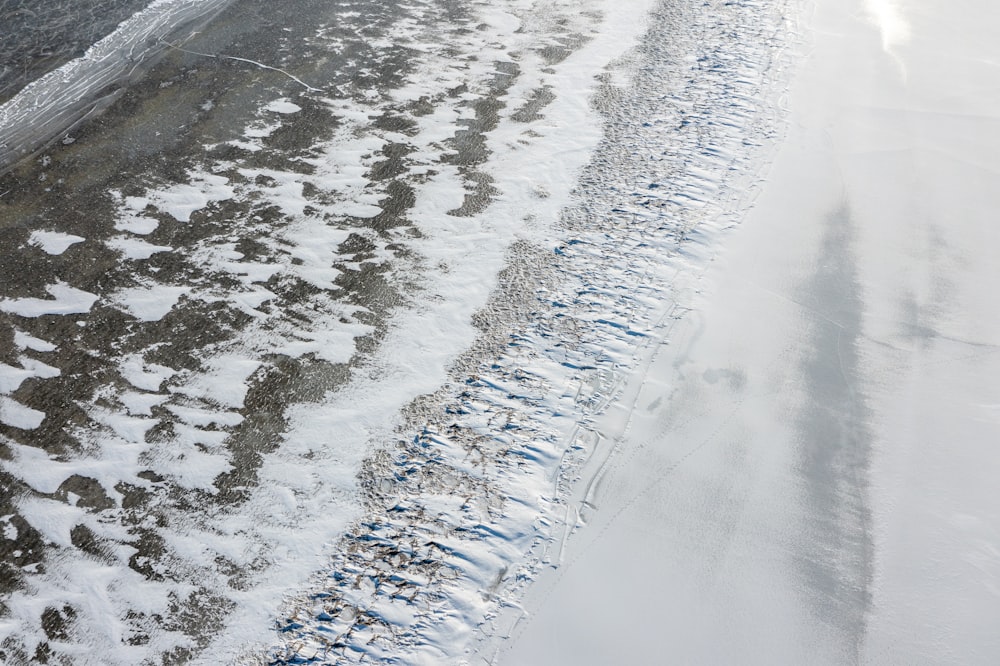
[264,99,302,114]
[145,172,235,222]
[13,330,57,352]
[107,236,173,260]
[120,355,178,392]
[0,396,45,430]
[0,283,99,317]
[114,284,190,321]
[28,230,85,255]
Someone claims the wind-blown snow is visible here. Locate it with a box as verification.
[142,171,235,222]
[267,0,796,662]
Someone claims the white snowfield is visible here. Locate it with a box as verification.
[492,0,1000,664]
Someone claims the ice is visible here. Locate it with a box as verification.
[0,0,235,173]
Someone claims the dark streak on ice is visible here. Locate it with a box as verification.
[794,204,873,652]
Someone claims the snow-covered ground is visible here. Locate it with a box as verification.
[489,0,1000,664]
[3,0,695,661]
[3,0,996,662]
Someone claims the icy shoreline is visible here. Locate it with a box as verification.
[0,0,233,174]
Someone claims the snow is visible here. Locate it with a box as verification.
[0,396,46,430]
[144,171,235,222]
[28,230,85,255]
[111,194,163,235]
[16,357,60,382]
[114,284,190,321]
[0,516,17,541]
[113,215,160,235]
[264,98,302,114]
[13,330,57,352]
[148,439,233,492]
[234,168,310,218]
[91,408,160,444]
[6,0,996,661]
[863,0,911,54]
[107,236,173,260]
[0,283,99,317]
[326,201,383,218]
[169,354,260,409]
[196,0,675,660]
[119,354,177,392]
[0,364,36,394]
[264,0,787,660]
[119,390,167,416]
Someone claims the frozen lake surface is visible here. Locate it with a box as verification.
[1,0,153,103]
[1,0,997,663]
[1,0,234,170]
[490,0,1000,664]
